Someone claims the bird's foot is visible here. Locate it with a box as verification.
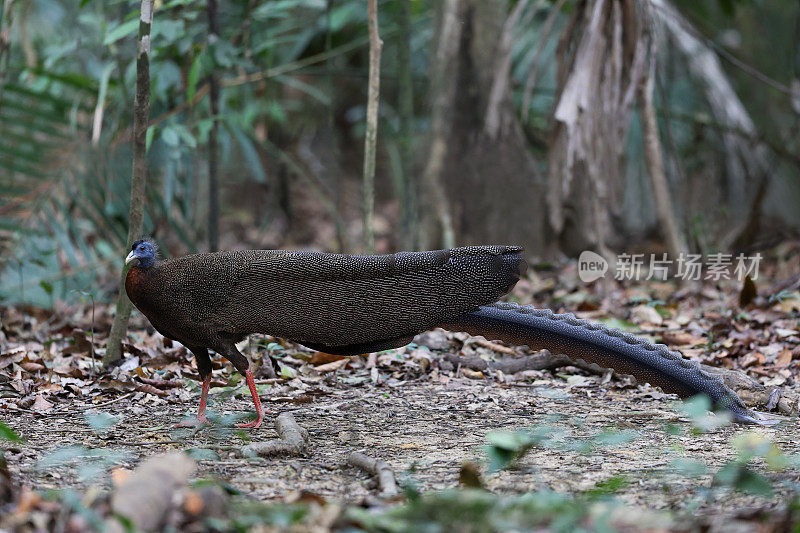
[236,414,263,429]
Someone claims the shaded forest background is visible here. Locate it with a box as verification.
[1,0,799,306]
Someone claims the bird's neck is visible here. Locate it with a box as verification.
[125,265,156,307]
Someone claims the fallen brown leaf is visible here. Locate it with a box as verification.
[461,368,484,380]
[19,362,45,373]
[310,351,347,365]
[314,359,349,373]
[14,487,42,514]
[32,395,53,412]
[111,468,131,488]
[776,349,794,367]
[740,352,766,369]
[631,305,663,326]
[662,331,705,346]
[133,382,169,397]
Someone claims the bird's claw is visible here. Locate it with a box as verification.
[236,416,263,429]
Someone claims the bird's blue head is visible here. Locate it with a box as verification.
[125,239,157,269]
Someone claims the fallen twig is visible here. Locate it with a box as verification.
[91,392,133,409]
[139,377,182,389]
[347,451,398,498]
[239,413,309,457]
[471,338,518,355]
[443,350,606,376]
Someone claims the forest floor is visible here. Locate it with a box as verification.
[2,252,800,531]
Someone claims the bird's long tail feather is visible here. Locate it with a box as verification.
[442,303,770,425]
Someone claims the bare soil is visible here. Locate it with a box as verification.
[3,344,798,527]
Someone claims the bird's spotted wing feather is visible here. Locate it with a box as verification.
[215,246,526,347]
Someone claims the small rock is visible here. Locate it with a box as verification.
[107,452,195,532]
[631,304,663,325]
[413,330,450,351]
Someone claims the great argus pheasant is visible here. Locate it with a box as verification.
[124,239,764,429]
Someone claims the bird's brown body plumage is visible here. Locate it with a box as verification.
[126,246,526,355]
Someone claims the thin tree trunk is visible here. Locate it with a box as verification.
[105,0,154,366]
[484,0,528,138]
[639,58,687,259]
[420,0,460,250]
[361,0,382,252]
[207,0,219,251]
[326,0,348,253]
[17,0,34,68]
[398,0,417,250]
[423,138,455,248]
[0,0,13,100]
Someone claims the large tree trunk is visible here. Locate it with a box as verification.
[546,0,646,258]
[425,0,547,254]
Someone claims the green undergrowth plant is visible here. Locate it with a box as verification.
[37,446,132,483]
[482,401,799,506]
[0,421,23,486]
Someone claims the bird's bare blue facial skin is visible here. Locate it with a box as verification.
[127,240,156,268]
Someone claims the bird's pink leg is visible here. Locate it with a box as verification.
[196,374,211,424]
[175,374,211,427]
[236,368,264,429]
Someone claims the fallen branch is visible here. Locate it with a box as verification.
[443,350,606,376]
[702,364,798,415]
[239,413,309,457]
[471,338,518,355]
[133,381,169,397]
[347,451,398,498]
